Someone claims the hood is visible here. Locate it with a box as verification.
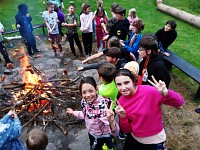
[18,3,28,15]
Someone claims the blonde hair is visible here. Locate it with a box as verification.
[128,8,137,18]
[124,61,139,75]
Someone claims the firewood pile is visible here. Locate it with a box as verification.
[0,48,83,135]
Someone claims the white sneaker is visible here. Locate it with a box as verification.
[59,52,64,57]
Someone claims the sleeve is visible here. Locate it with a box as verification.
[73,111,85,119]
[59,11,65,23]
[81,62,102,71]
[163,31,177,50]
[0,22,4,30]
[75,14,78,24]
[27,16,32,22]
[162,90,184,108]
[10,117,22,139]
[85,12,93,30]
[15,14,21,25]
[123,34,142,53]
[0,114,10,124]
[80,14,84,30]
[119,116,132,134]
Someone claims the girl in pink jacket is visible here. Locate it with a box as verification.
[114,69,184,150]
[66,76,119,150]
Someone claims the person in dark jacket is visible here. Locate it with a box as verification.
[138,34,171,88]
[155,20,177,56]
[103,6,130,41]
[15,4,40,57]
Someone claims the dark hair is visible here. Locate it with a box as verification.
[54,3,58,12]
[96,6,106,18]
[79,76,97,94]
[166,20,177,30]
[47,1,54,7]
[110,2,119,13]
[26,128,48,150]
[132,19,144,32]
[68,3,76,9]
[115,6,126,16]
[98,63,116,83]
[139,34,158,57]
[82,3,91,13]
[106,47,122,58]
[114,69,138,85]
[107,36,120,48]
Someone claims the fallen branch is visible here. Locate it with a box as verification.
[22,102,49,128]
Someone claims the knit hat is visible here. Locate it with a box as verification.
[124,61,139,75]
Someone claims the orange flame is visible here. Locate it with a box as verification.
[19,47,41,88]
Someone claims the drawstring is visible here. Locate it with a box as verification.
[141,56,149,77]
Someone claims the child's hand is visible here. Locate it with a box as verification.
[17,24,21,28]
[82,59,88,64]
[8,109,17,118]
[114,101,126,118]
[119,40,125,47]
[103,35,109,41]
[61,23,66,26]
[148,75,168,96]
[77,67,83,71]
[66,108,74,115]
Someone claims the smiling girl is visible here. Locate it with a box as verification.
[66,76,119,150]
[113,69,184,150]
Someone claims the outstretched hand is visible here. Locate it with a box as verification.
[66,108,74,115]
[8,109,17,118]
[148,75,168,96]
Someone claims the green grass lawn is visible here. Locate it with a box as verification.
[0,0,200,99]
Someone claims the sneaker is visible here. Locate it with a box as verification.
[118,132,126,140]
[52,52,57,57]
[195,108,200,113]
[34,49,41,53]
[72,54,78,59]
[29,54,36,58]
[59,51,64,57]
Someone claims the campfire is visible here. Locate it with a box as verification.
[0,47,82,135]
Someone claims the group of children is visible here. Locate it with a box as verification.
[0,1,184,150]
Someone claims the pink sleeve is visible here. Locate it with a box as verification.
[119,116,132,134]
[162,90,184,108]
[73,111,85,119]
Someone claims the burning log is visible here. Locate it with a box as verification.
[22,102,49,128]
[25,68,34,74]
[46,92,65,103]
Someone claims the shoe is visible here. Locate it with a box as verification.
[118,132,126,140]
[29,54,36,58]
[195,108,200,113]
[34,49,41,53]
[6,63,14,69]
[52,52,57,57]
[59,51,64,57]
[72,54,78,59]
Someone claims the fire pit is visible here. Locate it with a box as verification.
[0,47,82,135]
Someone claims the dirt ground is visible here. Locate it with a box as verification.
[2,36,200,150]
